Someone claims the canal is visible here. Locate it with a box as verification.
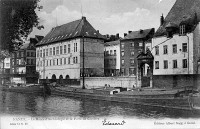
[0,89,200,119]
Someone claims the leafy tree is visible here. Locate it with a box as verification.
[0,0,43,52]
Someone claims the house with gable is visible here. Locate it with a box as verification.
[152,0,200,89]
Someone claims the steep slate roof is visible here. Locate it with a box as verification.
[36,17,104,46]
[155,0,200,37]
[104,40,120,46]
[122,28,154,40]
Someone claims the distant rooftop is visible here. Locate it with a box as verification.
[122,28,155,40]
[104,40,120,46]
[36,16,104,46]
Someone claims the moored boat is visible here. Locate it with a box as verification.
[50,86,200,111]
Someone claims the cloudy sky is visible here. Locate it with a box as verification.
[30,0,176,38]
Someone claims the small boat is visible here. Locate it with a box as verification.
[50,86,200,111]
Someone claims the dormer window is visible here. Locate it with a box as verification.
[180,24,186,35]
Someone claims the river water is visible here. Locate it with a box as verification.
[0,89,200,119]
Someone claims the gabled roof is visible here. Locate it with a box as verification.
[155,0,200,37]
[104,40,120,46]
[122,28,154,40]
[36,17,104,46]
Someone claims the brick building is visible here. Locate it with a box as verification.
[152,0,200,89]
[120,29,155,76]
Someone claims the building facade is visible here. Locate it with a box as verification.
[10,36,43,84]
[152,0,200,89]
[36,17,105,80]
[104,40,120,76]
[120,29,155,77]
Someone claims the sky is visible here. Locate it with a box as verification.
[30,0,176,38]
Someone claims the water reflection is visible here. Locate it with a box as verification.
[0,90,200,118]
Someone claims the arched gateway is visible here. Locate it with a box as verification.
[137,49,154,88]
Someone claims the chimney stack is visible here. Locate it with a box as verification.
[82,16,86,21]
[160,14,164,26]
[128,31,132,34]
[124,33,127,37]
[96,30,99,34]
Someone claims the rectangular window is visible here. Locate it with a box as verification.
[43,49,45,57]
[183,59,187,68]
[172,44,177,54]
[138,49,142,54]
[129,68,135,75]
[121,43,124,49]
[68,57,70,64]
[53,47,55,55]
[114,50,116,55]
[173,60,177,68]
[74,43,75,52]
[131,43,134,47]
[114,59,116,66]
[180,25,186,35]
[57,59,58,65]
[122,59,125,66]
[46,49,48,56]
[60,46,63,54]
[64,45,67,53]
[27,52,30,57]
[37,50,39,57]
[182,43,187,52]
[155,46,159,55]
[110,50,113,55]
[130,59,134,66]
[60,58,62,65]
[163,45,168,54]
[76,43,77,52]
[131,50,134,56]
[73,57,75,63]
[76,57,78,63]
[155,61,159,69]
[46,60,48,66]
[50,48,52,56]
[53,60,55,65]
[164,60,168,69]
[68,44,70,53]
[121,51,124,57]
[56,46,59,55]
[139,42,143,47]
[64,58,66,64]
[50,60,51,66]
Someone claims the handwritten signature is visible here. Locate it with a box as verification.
[102,119,126,125]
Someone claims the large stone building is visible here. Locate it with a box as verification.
[152,0,200,89]
[36,17,105,80]
[10,35,43,84]
[120,29,155,77]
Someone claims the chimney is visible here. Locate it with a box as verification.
[124,33,127,37]
[140,29,143,34]
[82,16,86,21]
[160,14,164,26]
[96,30,99,34]
[128,31,132,34]
[116,33,119,39]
